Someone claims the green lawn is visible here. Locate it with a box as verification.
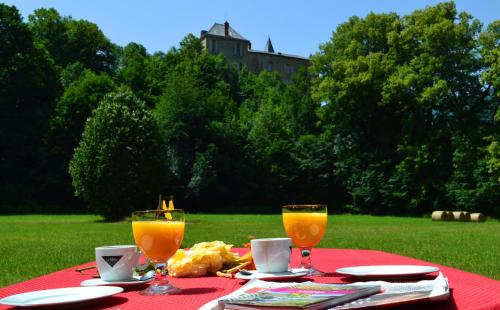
[0,214,499,287]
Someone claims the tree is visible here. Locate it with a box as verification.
[69,90,166,220]
[44,70,117,205]
[485,110,500,183]
[48,71,117,157]
[0,4,58,205]
[155,73,222,206]
[153,34,249,211]
[311,2,496,214]
[65,19,118,73]
[59,61,86,89]
[281,68,320,137]
[239,71,295,203]
[280,69,341,205]
[28,8,117,73]
[236,69,335,207]
[480,21,500,183]
[117,42,150,104]
[28,8,68,67]
[144,52,171,100]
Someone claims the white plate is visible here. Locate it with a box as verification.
[80,275,154,287]
[336,265,440,278]
[0,286,123,308]
[235,268,308,281]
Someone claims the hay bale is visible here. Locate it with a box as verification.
[452,211,470,221]
[470,213,486,222]
[451,211,464,221]
[432,211,450,221]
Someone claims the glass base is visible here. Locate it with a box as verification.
[299,248,324,276]
[303,266,325,276]
[139,282,181,295]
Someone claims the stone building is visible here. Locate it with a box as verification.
[200,21,309,83]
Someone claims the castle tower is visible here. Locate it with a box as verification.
[264,36,275,53]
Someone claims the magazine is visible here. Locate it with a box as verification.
[330,272,449,309]
[218,281,381,310]
[198,273,449,310]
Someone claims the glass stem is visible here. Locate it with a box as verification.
[139,261,180,295]
[300,247,313,269]
[153,263,169,286]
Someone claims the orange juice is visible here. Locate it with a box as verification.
[132,221,184,262]
[282,212,327,247]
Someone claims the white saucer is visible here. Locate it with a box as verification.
[80,275,154,287]
[235,268,308,281]
[336,265,440,279]
[0,286,123,307]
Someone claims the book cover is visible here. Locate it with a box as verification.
[219,282,381,309]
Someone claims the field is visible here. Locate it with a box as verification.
[0,214,499,287]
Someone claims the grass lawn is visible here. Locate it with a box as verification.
[0,214,499,287]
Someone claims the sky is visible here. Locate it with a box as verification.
[4,0,500,58]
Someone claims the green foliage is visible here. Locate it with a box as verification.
[480,21,500,184]
[236,69,338,207]
[69,90,166,220]
[485,110,500,182]
[155,71,236,206]
[0,4,58,204]
[48,71,117,158]
[282,68,320,136]
[446,135,499,216]
[244,73,294,201]
[59,62,86,88]
[153,34,254,210]
[144,52,171,99]
[156,73,213,189]
[28,8,117,73]
[43,71,117,204]
[289,134,339,204]
[65,19,118,73]
[27,8,67,67]
[311,2,498,215]
[117,42,150,104]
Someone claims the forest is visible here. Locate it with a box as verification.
[1,2,498,220]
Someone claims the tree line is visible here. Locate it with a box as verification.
[0,2,498,219]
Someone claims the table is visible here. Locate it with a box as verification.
[1,248,499,309]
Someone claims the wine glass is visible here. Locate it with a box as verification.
[282,204,327,276]
[131,209,184,295]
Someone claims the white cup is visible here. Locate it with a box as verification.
[95,245,140,281]
[251,238,292,273]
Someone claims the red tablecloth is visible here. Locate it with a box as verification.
[1,248,499,309]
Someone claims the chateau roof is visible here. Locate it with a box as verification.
[206,23,248,41]
[248,49,309,61]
